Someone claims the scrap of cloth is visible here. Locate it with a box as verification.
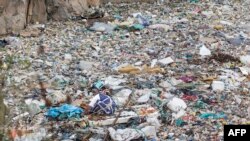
[89,93,116,115]
[45,104,84,119]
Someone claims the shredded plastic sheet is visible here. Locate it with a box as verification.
[45,104,84,119]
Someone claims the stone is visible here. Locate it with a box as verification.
[0,0,89,35]
[27,0,47,24]
[46,0,88,21]
[20,26,41,37]
[0,0,29,35]
[87,0,101,7]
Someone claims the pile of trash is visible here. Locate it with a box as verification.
[1,0,250,140]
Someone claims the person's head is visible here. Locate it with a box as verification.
[91,88,99,95]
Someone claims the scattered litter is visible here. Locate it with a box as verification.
[240,55,250,66]
[108,127,142,141]
[214,25,224,30]
[200,113,227,119]
[25,99,45,116]
[212,81,225,91]
[149,24,170,31]
[1,1,250,140]
[158,57,174,65]
[113,89,132,106]
[199,45,211,56]
[239,67,250,75]
[89,22,116,33]
[167,97,187,112]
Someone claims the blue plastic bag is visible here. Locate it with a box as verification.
[46,104,84,119]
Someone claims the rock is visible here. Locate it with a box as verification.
[27,0,47,24]
[0,0,89,35]
[0,0,29,35]
[46,0,88,20]
[87,0,101,7]
[20,26,42,37]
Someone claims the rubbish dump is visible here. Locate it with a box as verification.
[1,0,250,141]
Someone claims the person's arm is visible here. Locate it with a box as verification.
[88,94,100,107]
[81,94,100,114]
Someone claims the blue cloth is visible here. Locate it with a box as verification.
[90,93,116,115]
[46,104,84,119]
